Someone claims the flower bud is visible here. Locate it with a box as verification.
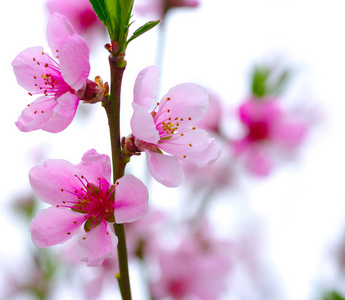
[76,77,108,103]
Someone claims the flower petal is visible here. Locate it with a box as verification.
[133,65,160,109]
[271,120,307,147]
[78,221,118,267]
[77,149,112,184]
[159,129,221,167]
[41,92,79,133]
[146,150,184,187]
[113,175,149,223]
[29,206,84,247]
[16,93,78,133]
[29,158,81,206]
[15,96,55,132]
[46,12,77,56]
[156,83,209,129]
[59,34,90,91]
[12,46,54,92]
[245,147,272,176]
[131,102,160,144]
[239,98,281,126]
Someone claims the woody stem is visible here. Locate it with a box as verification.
[104,53,131,300]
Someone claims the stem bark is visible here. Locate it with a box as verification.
[104,53,132,300]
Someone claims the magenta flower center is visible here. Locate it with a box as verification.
[58,174,116,235]
[246,121,269,141]
[29,51,74,100]
[79,9,99,30]
[168,279,189,297]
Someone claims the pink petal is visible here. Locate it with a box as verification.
[16,93,77,133]
[113,175,149,223]
[29,158,81,206]
[30,150,112,206]
[159,129,221,167]
[146,150,184,187]
[46,12,77,56]
[12,46,54,92]
[46,0,100,33]
[133,65,160,109]
[272,121,307,147]
[15,96,55,132]
[29,206,85,247]
[131,102,160,144]
[239,98,281,126]
[246,147,272,176]
[78,221,118,267]
[78,149,112,183]
[156,83,209,129]
[41,92,79,133]
[59,34,90,91]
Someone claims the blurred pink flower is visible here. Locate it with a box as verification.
[182,151,234,192]
[149,223,231,300]
[232,98,308,176]
[125,209,166,257]
[12,12,90,133]
[135,0,200,19]
[29,149,148,266]
[195,91,223,133]
[127,65,221,187]
[46,0,104,37]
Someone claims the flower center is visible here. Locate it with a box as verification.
[247,122,269,141]
[29,51,73,100]
[151,97,196,141]
[57,174,116,234]
[168,279,189,297]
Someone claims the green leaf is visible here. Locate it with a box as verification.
[89,0,134,48]
[251,66,270,98]
[323,291,345,300]
[115,0,134,51]
[127,20,161,44]
[89,0,112,36]
[89,0,115,37]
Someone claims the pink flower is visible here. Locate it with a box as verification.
[127,65,221,187]
[149,223,232,300]
[232,98,308,176]
[29,149,149,266]
[12,12,90,133]
[135,0,200,19]
[46,0,105,38]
